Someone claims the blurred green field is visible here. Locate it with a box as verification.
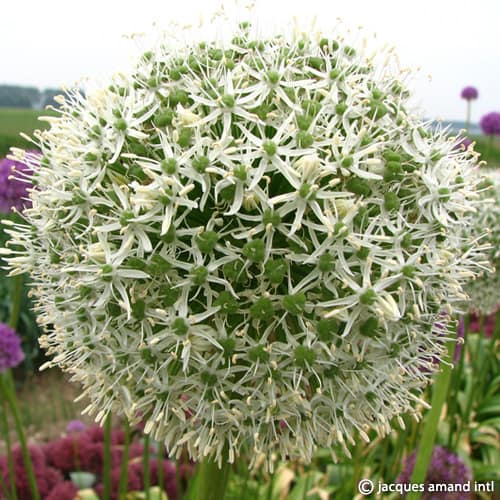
[472,135,500,167]
[0,108,499,166]
[0,108,55,156]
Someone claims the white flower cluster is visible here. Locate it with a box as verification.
[2,22,490,468]
[465,169,500,315]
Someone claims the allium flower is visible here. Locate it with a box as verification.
[0,151,38,214]
[464,170,500,315]
[94,465,143,500]
[0,322,25,371]
[151,460,178,500]
[460,86,478,101]
[479,112,500,136]
[2,20,489,469]
[113,460,180,500]
[46,481,79,500]
[67,419,86,433]
[397,445,472,499]
[0,445,63,500]
[46,425,127,475]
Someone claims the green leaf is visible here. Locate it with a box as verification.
[471,462,500,480]
[476,395,500,418]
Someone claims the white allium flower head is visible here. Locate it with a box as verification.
[2,14,490,469]
[465,169,500,315]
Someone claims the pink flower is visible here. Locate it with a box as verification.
[0,445,62,500]
[94,464,143,500]
[46,481,79,500]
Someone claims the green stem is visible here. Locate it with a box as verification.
[378,434,390,481]
[407,339,455,500]
[240,454,251,500]
[157,440,164,493]
[8,275,23,330]
[475,315,492,408]
[0,374,40,500]
[463,313,470,335]
[447,317,468,448]
[464,315,485,419]
[0,395,17,500]
[118,419,131,497]
[266,468,275,500]
[174,452,183,499]
[196,458,231,500]
[0,271,27,499]
[302,472,312,500]
[454,313,487,449]
[465,101,471,133]
[352,435,362,494]
[0,465,12,500]
[102,414,112,500]
[390,418,410,478]
[143,433,151,500]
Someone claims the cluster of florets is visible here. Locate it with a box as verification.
[465,169,500,315]
[460,86,478,101]
[2,22,488,468]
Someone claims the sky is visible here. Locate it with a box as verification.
[1,0,499,121]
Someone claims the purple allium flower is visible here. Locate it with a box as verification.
[480,112,500,136]
[127,459,179,500]
[45,424,142,476]
[461,86,478,101]
[0,151,38,214]
[0,323,25,372]
[397,445,472,499]
[94,465,143,500]
[66,419,86,433]
[46,481,79,500]
[149,459,178,500]
[0,445,63,500]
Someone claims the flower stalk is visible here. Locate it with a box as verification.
[466,101,471,132]
[118,418,131,497]
[407,339,455,500]
[0,374,40,500]
[8,276,22,330]
[0,395,17,500]
[0,271,39,499]
[195,458,231,500]
[102,413,112,500]
[143,432,151,500]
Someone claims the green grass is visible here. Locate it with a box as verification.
[0,108,56,157]
[472,135,500,168]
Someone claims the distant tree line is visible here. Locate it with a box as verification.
[0,85,63,108]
